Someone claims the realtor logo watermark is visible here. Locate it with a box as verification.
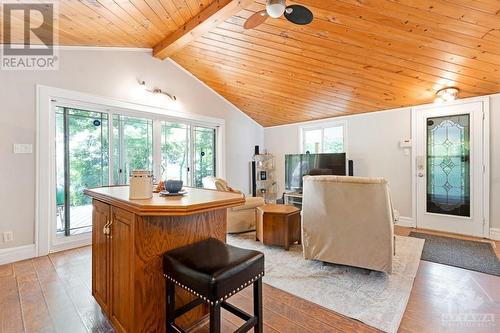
[441,274,496,329]
[1,1,59,70]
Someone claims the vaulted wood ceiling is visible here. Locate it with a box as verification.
[3,0,500,126]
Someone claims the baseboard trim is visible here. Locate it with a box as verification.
[0,244,36,265]
[396,216,416,228]
[50,236,91,254]
[490,228,500,241]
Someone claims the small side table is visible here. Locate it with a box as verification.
[256,204,301,250]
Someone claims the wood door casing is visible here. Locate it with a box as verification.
[91,199,110,314]
[110,207,134,333]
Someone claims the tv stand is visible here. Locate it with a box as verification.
[284,192,303,209]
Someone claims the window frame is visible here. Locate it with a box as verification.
[37,85,225,256]
[299,120,347,154]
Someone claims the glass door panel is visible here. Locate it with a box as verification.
[426,114,470,217]
[113,115,153,184]
[193,126,216,188]
[161,122,189,183]
[55,107,109,237]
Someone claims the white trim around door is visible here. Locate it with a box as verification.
[36,85,226,257]
[411,97,489,238]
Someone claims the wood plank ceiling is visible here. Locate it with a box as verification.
[2,0,500,126]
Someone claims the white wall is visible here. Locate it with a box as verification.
[265,108,412,217]
[490,95,500,233]
[0,48,263,250]
[265,96,500,234]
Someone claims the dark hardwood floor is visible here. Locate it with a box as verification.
[0,227,499,333]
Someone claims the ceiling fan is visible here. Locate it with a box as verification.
[243,0,314,30]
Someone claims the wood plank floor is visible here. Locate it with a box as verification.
[0,227,499,333]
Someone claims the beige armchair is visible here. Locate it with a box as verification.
[301,176,395,274]
[202,177,265,233]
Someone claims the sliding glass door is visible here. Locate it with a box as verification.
[161,122,189,184]
[193,126,216,187]
[113,115,153,184]
[54,106,218,244]
[55,107,109,237]
[160,123,217,187]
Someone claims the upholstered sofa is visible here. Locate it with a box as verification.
[301,176,396,274]
[202,177,265,233]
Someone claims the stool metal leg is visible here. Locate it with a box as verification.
[166,279,176,333]
[253,279,263,333]
[209,304,221,333]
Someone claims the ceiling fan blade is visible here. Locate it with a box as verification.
[244,10,269,29]
[284,5,313,25]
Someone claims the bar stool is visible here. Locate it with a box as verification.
[163,238,264,333]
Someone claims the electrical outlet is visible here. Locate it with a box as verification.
[3,231,13,242]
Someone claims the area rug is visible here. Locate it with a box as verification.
[227,233,424,333]
[409,232,500,276]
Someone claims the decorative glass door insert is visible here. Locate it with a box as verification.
[426,114,470,217]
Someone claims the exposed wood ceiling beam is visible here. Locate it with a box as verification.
[153,0,254,60]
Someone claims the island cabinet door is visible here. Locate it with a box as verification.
[92,200,111,315]
[110,207,134,333]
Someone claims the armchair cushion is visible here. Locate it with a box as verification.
[202,176,241,194]
[231,196,265,212]
[202,176,264,233]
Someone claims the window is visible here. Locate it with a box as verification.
[193,126,216,187]
[160,122,217,188]
[113,115,153,185]
[302,123,345,153]
[161,122,189,185]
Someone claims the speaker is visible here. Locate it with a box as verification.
[348,160,354,176]
[251,161,256,197]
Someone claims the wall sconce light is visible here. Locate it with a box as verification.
[138,79,177,101]
[435,87,459,103]
[152,88,177,101]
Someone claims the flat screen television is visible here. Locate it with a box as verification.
[285,153,346,191]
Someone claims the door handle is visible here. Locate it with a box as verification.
[103,219,110,235]
[107,218,113,239]
[416,156,426,178]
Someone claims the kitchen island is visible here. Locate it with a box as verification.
[84,186,245,333]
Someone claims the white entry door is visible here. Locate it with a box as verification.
[414,100,488,237]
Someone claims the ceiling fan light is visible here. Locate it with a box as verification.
[266,0,286,18]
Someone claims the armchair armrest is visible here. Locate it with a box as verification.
[231,196,265,211]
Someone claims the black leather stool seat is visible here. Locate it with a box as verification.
[163,238,264,306]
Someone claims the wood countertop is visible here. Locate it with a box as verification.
[84,186,245,216]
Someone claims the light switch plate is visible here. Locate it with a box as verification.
[13,144,33,154]
[3,231,13,242]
